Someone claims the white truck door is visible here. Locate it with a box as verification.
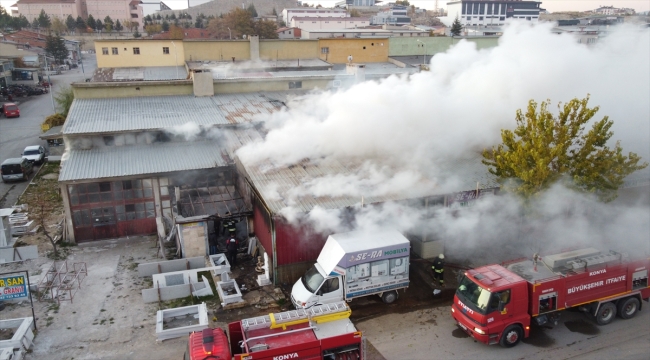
[316,276,344,305]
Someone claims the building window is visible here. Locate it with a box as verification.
[112,47,118,55]
[102,47,108,55]
[288,81,302,89]
[163,47,169,54]
[320,47,329,54]
[133,47,140,55]
[103,136,115,146]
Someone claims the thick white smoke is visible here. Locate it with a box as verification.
[235,22,650,260]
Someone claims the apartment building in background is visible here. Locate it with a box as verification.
[15,0,144,29]
[446,0,542,26]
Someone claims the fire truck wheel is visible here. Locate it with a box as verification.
[595,302,616,325]
[617,297,639,319]
[382,291,398,304]
[499,325,522,348]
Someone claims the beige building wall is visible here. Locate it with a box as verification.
[85,0,144,29]
[17,0,81,22]
[318,38,389,64]
[72,81,193,99]
[259,40,319,60]
[183,40,251,62]
[95,40,185,68]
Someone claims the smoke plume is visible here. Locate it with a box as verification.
[235,22,650,261]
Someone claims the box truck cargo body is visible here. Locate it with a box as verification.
[291,231,410,309]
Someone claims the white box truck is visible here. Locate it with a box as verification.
[291,230,410,309]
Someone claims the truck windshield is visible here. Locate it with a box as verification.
[301,265,324,293]
[456,275,492,314]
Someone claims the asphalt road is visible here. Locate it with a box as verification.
[0,53,96,208]
[355,299,650,360]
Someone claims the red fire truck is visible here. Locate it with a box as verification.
[185,301,364,360]
[451,247,650,348]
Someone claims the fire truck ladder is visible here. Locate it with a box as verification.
[242,301,351,331]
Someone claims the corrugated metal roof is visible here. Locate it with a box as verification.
[144,66,187,81]
[63,94,284,135]
[59,140,230,182]
[241,150,498,214]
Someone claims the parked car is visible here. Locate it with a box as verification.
[1,158,34,183]
[22,145,47,165]
[1,103,20,118]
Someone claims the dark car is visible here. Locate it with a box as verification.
[1,158,34,183]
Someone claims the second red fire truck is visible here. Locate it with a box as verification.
[185,301,364,360]
[451,247,650,347]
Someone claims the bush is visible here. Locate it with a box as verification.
[42,113,66,131]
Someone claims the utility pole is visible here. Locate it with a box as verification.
[42,55,55,112]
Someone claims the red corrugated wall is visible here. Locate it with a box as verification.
[274,218,327,266]
[252,196,273,261]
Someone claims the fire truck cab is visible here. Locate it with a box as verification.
[186,302,364,360]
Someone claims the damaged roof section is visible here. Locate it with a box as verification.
[172,169,250,218]
[240,154,498,215]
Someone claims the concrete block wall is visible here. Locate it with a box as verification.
[137,257,205,277]
[181,222,207,258]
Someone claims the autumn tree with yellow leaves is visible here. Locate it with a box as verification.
[483,96,647,202]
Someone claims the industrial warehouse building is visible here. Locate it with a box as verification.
[56,34,502,285]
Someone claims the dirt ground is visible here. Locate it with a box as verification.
[3,164,457,360]
[0,234,457,360]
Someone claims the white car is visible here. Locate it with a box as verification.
[22,145,47,165]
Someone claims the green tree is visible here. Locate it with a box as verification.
[66,15,76,32]
[144,14,152,25]
[95,19,103,31]
[451,16,462,36]
[50,16,66,34]
[86,14,96,30]
[194,17,203,28]
[254,19,279,39]
[247,4,258,17]
[395,0,410,5]
[115,19,123,32]
[38,9,51,28]
[53,85,74,116]
[133,29,142,38]
[349,9,361,17]
[45,34,69,63]
[482,96,648,202]
[162,20,170,31]
[272,7,277,16]
[75,16,86,32]
[32,17,39,29]
[31,181,63,259]
[103,15,113,32]
[17,15,31,29]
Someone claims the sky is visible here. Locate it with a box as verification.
[2,1,650,14]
